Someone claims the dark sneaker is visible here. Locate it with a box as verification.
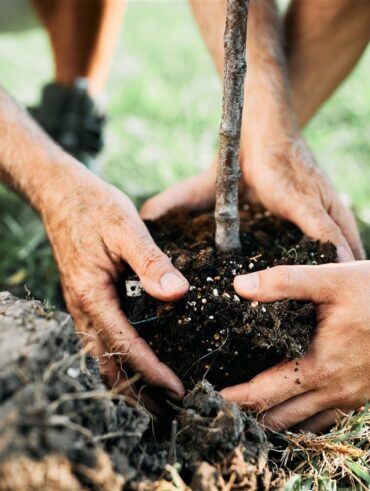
[29,78,105,171]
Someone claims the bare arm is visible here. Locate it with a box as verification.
[189,0,370,129]
[144,0,363,259]
[286,0,370,127]
[0,87,188,398]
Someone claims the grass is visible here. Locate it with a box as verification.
[0,2,369,487]
[280,406,370,490]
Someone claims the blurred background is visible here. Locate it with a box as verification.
[0,0,369,307]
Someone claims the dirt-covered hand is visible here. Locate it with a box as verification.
[41,165,188,399]
[221,261,370,433]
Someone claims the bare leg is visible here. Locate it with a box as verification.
[31,0,125,96]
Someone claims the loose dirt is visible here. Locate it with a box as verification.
[123,205,336,390]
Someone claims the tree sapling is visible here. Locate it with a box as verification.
[215,0,249,253]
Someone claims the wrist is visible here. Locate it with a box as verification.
[29,152,99,220]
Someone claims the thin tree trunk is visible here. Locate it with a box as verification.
[215,0,249,253]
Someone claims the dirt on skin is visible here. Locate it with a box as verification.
[123,205,336,390]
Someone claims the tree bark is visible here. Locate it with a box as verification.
[215,0,249,253]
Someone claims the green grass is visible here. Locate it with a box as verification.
[0,0,369,302]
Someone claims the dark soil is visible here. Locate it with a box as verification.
[0,292,270,490]
[123,205,336,390]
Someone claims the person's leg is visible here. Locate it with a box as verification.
[29,0,125,169]
[31,0,125,96]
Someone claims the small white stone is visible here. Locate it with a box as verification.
[232,269,237,275]
[189,285,196,291]
[209,315,214,320]
[206,277,213,282]
[67,367,80,379]
[262,306,267,313]
[222,292,231,299]
[251,301,259,308]
[201,298,207,304]
[248,263,254,270]
[213,289,219,297]
[233,295,240,302]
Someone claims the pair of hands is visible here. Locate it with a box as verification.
[43,126,367,432]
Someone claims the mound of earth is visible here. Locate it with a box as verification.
[122,205,336,389]
[0,292,271,491]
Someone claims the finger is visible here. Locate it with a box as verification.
[233,263,346,303]
[259,391,331,431]
[67,303,124,389]
[288,205,354,262]
[140,168,216,220]
[329,198,366,261]
[221,358,312,412]
[292,409,338,434]
[120,200,189,301]
[82,284,185,399]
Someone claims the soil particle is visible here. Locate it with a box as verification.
[122,206,336,390]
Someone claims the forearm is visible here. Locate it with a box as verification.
[190,0,370,132]
[190,0,296,146]
[286,0,370,127]
[0,87,86,215]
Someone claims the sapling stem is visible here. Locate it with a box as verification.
[215,0,249,253]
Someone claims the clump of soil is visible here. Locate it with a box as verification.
[0,292,270,490]
[123,205,336,390]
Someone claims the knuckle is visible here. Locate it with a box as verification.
[317,221,340,241]
[109,336,136,359]
[71,283,94,311]
[270,266,291,292]
[334,384,354,404]
[261,412,286,432]
[139,246,170,277]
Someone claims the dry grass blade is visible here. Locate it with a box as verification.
[277,406,370,489]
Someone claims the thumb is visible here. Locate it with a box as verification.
[234,263,343,304]
[121,211,189,302]
[288,205,354,262]
[140,168,216,220]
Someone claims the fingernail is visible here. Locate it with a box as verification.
[337,246,353,263]
[160,272,188,294]
[234,273,258,293]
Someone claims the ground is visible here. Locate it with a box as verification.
[0,3,369,488]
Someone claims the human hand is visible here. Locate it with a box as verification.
[141,131,364,261]
[221,261,370,433]
[241,129,364,261]
[41,164,188,399]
